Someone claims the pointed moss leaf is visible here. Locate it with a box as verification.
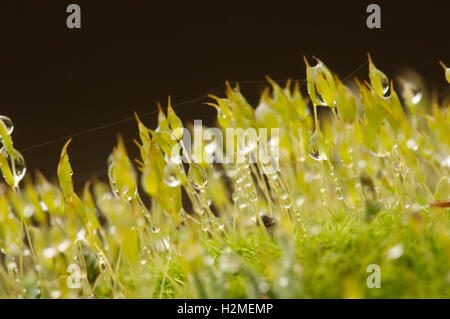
[108,136,137,201]
[167,98,183,139]
[142,141,164,197]
[0,119,14,156]
[57,139,74,198]
[134,112,151,160]
[304,57,336,107]
[335,76,356,122]
[254,100,281,129]
[25,177,46,224]
[206,99,232,128]
[187,164,208,191]
[82,183,100,230]
[0,151,14,187]
[368,54,389,96]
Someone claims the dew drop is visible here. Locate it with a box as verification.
[152,225,160,234]
[188,164,208,190]
[258,282,270,293]
[163,162,182,187]
[43,247,57,259]
[279,191,289,201]
[0,147,26,186]
[406,139,418,151]
[0,115,14,135]
[278,277,289,288]
[307,131,320,161]
[57,239,71,252]
[387,244,403,260]
[401,81,422,105]
[50,290,61,299]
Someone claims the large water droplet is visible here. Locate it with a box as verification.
[0,115,13,135]
[401,81,422,105]
[188,164,208,191]
[163,162,182,187]
[307,131,327,161]
[0,147,26,186]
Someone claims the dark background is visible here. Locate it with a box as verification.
[0,0,449,185]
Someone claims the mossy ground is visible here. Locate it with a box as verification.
[0,57,449,298]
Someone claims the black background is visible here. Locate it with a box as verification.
[0,0,449,185]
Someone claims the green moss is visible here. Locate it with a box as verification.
[0,57,449,298]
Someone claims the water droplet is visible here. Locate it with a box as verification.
[188,164,208,190]
[0,115,14,135]
[279,191,289,201]
[258,282,270,293]
[306,59,336,106]
[57,239,71,252]
[307,131,327,161]
[213,217,225,231]
[0,147,26,186]
[238,202,248,210]
[76,229,86,242]
[278,277,289,287]
[43,247,57,259]
[23,204,35,218]
[387,244,403,260]
[295,196,305,206]
[152,225,160,233]
[401,81,422,105]
[50,290,61,299]
[406,139,418,151]
[163,162,182,187]
[439,156,450,168]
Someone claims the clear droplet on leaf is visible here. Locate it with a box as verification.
[0,147,26,186]
[163,162,182,187]
[401,80,422,105]
[307,131,327,161]
[0,115,13,135]
[188,164,208,191]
